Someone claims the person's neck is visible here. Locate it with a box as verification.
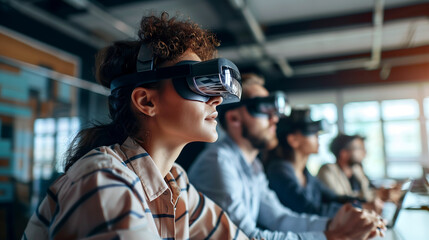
[292,151,309,186]
[136,135,186,178]
[230,134,259,165]
[337,159,353,178]
[292,151,309,174]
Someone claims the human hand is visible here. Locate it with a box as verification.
[377,183,402,204]
[365,211,387,239]
[325,203,386,240]
[362,197,384,215]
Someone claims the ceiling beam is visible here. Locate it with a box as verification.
[8,0,107,48]
[264,43,429,91]
[268,59,429,92]
[65,0,136,38]
[264,2,429,38]
[290,45,429,66]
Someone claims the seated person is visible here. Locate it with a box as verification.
[318,133,401,205]
[188,73,385,240]
[22,13,248,240]
[265,109,361,217]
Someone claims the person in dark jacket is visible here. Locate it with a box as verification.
[265,109,368,217]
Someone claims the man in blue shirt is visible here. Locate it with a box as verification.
[188,73,385,240]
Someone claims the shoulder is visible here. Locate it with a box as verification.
[48,146,146,214]
[266,160,294,177]
[317,163,340,180]
[188,141,242,188]
[305,168,321,184]
[66,145,138,184]
[318,163,337,173]
[266,159,293,171]
[203,138,237,159]
[192,140,239,171]
[266,161,301,190]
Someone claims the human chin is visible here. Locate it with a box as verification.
[207,130,218,142]
[202,117,218,141]
[265,137,278,151]
[200,127,218,143]
[197,118,218,142]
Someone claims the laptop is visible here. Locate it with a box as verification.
[381,179,414,229]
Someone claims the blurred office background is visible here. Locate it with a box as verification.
[1,0,429,239]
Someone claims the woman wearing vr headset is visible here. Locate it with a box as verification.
[22,12,247,239]
[265,109,384,218]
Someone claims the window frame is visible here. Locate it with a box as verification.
[286,82,429,180]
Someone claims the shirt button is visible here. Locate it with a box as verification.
[163,191,168,195]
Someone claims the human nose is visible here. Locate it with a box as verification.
[269,114,279,124]
[206,96,223,106]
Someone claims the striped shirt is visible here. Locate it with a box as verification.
[23,137,248,240]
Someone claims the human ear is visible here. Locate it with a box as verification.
[339,149,349,160]
[131,87,157,117]
[287,134,299,148]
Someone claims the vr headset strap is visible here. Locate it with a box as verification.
[137,44,154,72]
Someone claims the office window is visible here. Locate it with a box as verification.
[381,99,421,178]
[287,85,429,181]
[387,163,423,179]
[383,121,421,158]
[344,101,380,122]
[33,117,80,179]
[423,98,429,152]
[343,101,384,179]
[344,99,422,179]
[423,98,429,118]
[55,117,80,172]
[33,118,56,179]
[307,103,338,175]
[382,99,419,120]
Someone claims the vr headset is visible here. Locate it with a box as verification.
[289,118,329,136]
[277,108,330,136]
[219,91,292,118]
[110,44,242,104]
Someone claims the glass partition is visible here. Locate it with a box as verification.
[0,58,109,218]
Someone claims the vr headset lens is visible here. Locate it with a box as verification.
[285,108,331,136]
[247,91,291,118]
[190,67,242,104]
[275,92,292,117]
[298,119,331,136]
[110,50,242,105]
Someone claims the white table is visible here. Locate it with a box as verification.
[375,192,429,240]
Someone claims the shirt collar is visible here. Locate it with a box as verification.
[222,135,264,176]
[120,137,169,202]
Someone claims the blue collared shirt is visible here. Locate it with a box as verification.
[188,136,329,240]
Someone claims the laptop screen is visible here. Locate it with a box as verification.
[382,179,414,228]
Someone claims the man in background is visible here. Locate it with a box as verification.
[318,133,401,204]
[188,74,385,240]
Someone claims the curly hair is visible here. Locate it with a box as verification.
[330,133,365,158]
[140,12,219,65]
[96,12,219,89]
[65,12,219,171]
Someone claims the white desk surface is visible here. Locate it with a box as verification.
[374,192,429,240]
